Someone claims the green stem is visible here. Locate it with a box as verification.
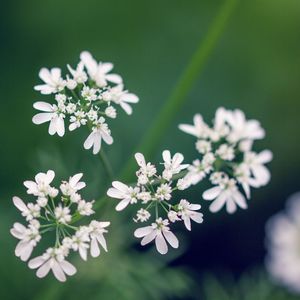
[99,148,114,182]
[120,0,238,182]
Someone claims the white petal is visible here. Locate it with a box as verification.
[56,117,65,137]
[92,134,101,154]
[100,62,113,73]
[155,233,168,255]
[162,150,171,163]
[183,216,191,231]
[38,68,52,84]
[33,101,53,112]
[36,261,51,278]
[90,238,100,257]
[79,247,87,261]
[96,234,107,252]
[84,132,95,150]
[178,124,198,137]
[120,102,132,115]
[134,153,146,168]
[120,93,139,103]
[60,260,77,276]
[70,173,83,187]
[28,256,46,269]
[134,226,153,238]
[233,192,248,209]
[105,73,122,84]
[107,188,126,199]
[51,260,66,282]
[163,231,179,248]
[101,132,113,145]
[13,196,27,212]
[209,194,227,213]
[80,51,98,77]
[258,150,273,164]
[115,198,130,211]
[190,212,204,224]
[226,198,237,214]
[112,181,129,193]
[141,230,157,245]
[48,117,58,136]
[203,186,222,200]
[32,113,53,125]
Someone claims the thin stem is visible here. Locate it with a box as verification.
[120,0,238,182]
[99,148,114,182]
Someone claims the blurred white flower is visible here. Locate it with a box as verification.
[265,193,300,294]
[203,177,247,214]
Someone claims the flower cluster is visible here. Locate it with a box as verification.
[33,51,139,154]
[265,193,300,294]
[179,108,273,214]
[107,151,203,254]
[10,170,109,282]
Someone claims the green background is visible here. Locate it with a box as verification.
[1,0,300,299]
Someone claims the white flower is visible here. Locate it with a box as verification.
[216,144,235,161]
[155,184,172,201]
[265,193,300,294]
[86,108,98,121]
[60,173,86,196]
[134,218,179,255]
[177,199,203,231]
[244,150,273,186]
[196,140,211,154]
[10,221,41,261]
[71,227,90,261]
[34,68,65,95]
[162,150,188,180]
[80,51,122,87]
[66,77,77,90]
[168,210,180,223]
[183,158,213,187]
[81,86,98,101]
[28,247,77,282]
[137,191,152,203]
[179,114,210,139]
[32,101,65,137]
[88,221,110,257]
[23,170,55,197]
[107,181,140,211]
[13,197,40,221]
[54,205,72,224]
[225,109,265,143]
[84,117,113,154]
[134,209,151,222]
[105,106,117,118]
[69,110,87,131]
[77,200,94,216]
[67,62,88,84]
[107,84,139,115]
[135,153,157,182]
[203,178,247,214]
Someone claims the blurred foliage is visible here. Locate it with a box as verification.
[201,270,300,300]
[1,0,300,299]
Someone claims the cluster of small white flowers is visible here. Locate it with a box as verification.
[179,108,273,214]
[265,193,300,294]
[10,170,109,282]
[33,51,139,154]
[107,150,203,254]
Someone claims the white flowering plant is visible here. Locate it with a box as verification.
[11,50,272,282]
[33,51,139,154]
